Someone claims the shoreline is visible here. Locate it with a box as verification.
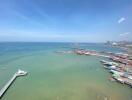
[70,46,132,88]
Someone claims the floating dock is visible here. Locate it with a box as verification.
[0,69,27,98]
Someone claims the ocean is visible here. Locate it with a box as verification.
[0,42,132,100]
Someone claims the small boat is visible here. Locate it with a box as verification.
[112,74,124,84]
[128,76,132,80]
[116,78,124,84]
[100,60,118,66]
[103,65,116,70]
[110,70,124,76]
[109,65,116,70]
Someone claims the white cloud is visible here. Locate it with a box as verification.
[118,17,125,23]
[119,32,130,36]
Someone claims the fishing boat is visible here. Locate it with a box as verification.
[100,60,118,66]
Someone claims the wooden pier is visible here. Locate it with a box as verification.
[0,70,27,99]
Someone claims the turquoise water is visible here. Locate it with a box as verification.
[0,42,132,100]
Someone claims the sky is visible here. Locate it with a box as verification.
[0,0,132,42]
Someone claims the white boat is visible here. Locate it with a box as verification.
[116,78,124,83]
[128,76,132,80]
[109,65,116,70]
[100,60,118,66]
[103,65,116,70]
[110,70,124,76]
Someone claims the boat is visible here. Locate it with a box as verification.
[116,78,124,84]
[103,65,116,70]
[112,74,124,84]
[100,60,118,66]
[110,70,124,76]
[128,76,132,80]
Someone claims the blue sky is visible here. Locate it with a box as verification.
[0,0,132,42]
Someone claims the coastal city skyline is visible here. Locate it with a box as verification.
[0,0,132,42]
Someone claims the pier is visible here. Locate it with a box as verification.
[0,69,27,98]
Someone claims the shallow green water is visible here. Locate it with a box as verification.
[0,43,132,100]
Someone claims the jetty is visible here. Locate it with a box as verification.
[100,60,132,87]
[0,69,27,98]
[74,48,132,87]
